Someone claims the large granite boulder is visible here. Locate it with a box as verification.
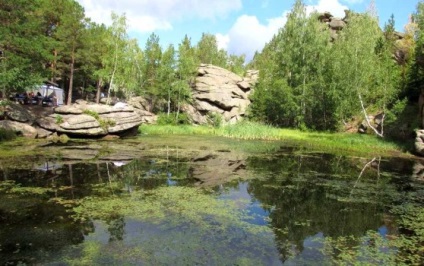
[0,120,38,138]
[36,101,143,137]
[186,64,258,125]
[4,102,34,123]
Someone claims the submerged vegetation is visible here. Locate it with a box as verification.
[0,148,422,264]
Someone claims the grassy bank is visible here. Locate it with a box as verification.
[139,122,410,156]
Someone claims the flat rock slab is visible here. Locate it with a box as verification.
[35,102,143,137]
[54,106,83,115]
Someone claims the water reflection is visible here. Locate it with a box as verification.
[0,139,422,264]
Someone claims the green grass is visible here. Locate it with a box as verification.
[139,121,409,156]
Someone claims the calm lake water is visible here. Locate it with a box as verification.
[0,135,423,265]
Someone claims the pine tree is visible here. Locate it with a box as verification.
[158,44,176,115]
[53,0,86,105]
[175,35,197,118]
[196,33,226,67]
[142,33,162,111]
[0,0,48,95]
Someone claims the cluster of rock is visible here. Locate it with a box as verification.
[319,11,410,66]
[318,11,348,41]
[184,64,258,125]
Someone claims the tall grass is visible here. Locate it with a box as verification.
[139,122,407,156]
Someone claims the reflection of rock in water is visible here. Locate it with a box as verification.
[412,161,424,181]
[188,152,246,187]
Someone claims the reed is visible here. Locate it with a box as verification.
[139,122,407,156]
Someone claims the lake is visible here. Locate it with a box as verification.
[0,135,423,265]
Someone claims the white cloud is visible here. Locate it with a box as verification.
[220,0,351,61]
[216,33,230,51]
[77,0,242,33]
[341,0,364,4]
[306,0,349,18]
[217,13,288,61]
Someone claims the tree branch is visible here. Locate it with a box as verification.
[358,93,384,138]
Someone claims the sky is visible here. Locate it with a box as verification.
[76,0,420,62]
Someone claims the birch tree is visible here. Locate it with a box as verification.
[330,13,386,136]
[101,12,128,104]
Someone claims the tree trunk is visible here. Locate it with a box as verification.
[167,89,171,116]
[95,78,103,104]
[107,41,119,105]
[67,51,75,106]
[51,49,58,83]
[358,93,384,138]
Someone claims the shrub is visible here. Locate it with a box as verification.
[55,114,64,124]
[156,113,190,125]
[0,128,16,141]
[82,109,115,130]
[207,112,222,128]
[83,109,100,120]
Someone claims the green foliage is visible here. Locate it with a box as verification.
[0,100,9,116]
[391,204,424,265]
[0,0,46,94]
[321,204,424,265]
[195,33,227,68]
[98,118,116,130]
[140,123,404,156]
[83,109,100,120]
[249,0,405,135]
[0,128,16,142]
[142,33,163,108]
[55,114,64,124]
[156,112,190,125]
[250,1,335,130]
[83,109,115,129]
[206,112,222,128]
[0,180,53,196]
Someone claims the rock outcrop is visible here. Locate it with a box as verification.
[318,11,348,41]
[36,100,143,137]
[127,96,157,124]
[185,64,258,125]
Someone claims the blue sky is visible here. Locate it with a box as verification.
[77,0,420,62]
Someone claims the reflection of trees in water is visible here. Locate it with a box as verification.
[0,192,93,265]
[107,216,126,242]
[245,153,398,263]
